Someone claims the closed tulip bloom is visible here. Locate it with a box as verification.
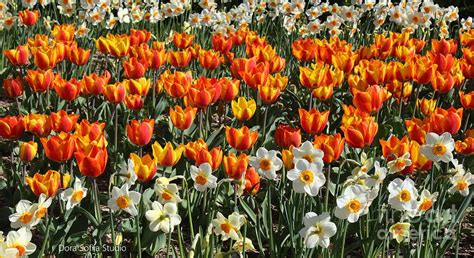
[258,79,281,104]
[268,55,286,74]
[352,85,389,114]
[81,71,111,95]
[219,78,240,101]
[225,126,259,151]
[230,58,253,80]
[53,76,82,101]
[431,39,457,55]
[184,139,208,161]
[74,121,107,152]
[74,145,108,177]
[126,119,155,147]
[108,34,131,57]
[170,105,197,131]
[18,10,39,26]
[331,52,357,74]
[313,133,345,163]
[231,97,256,121]
[0,116,25,140]
[129,153,157,182]
[26,69,54,92]
[417,98,437,116]
[187,77,221,108]
[428,107,463,135]
[123,57,149,79]
[51,24,75,43]
[152,142,184,167]
[414,56,437,85]
[50,110,79,133]
[25,113,51,137]
[3,76,23,98]
[212,33,233,53]
[244,167,261,195]
[124,95,144,110]
[103,83,126,104]
[40,132,75,163]
[299,108,330,135]
[20,141,38,162]
[173,32,194,49]
[25,170,67,197]
[130,29,151,46]
[168,49,192,68]
[281,147,294,170]
[274,124,301,148]
[123,77,151,96]
[312,85,334,101]
[459,91,474,109]
[33,46,60,70]
[150,48,167,69]
[162,70,192,98]
[405,118,430,144]
[223,152,249,180]
[455,136,474,155]
[379,135,410,161]
[4,45,29,66]
[241,61,269,89]
[428,52,455,73]
[341,117,378,148]
[431,71,455,93]
[292,38,318,62]
[67,44,90,66]
[195,147,223,171]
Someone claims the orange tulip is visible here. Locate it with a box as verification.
[25,113,51,137]
[170,105,197,131]
[223,152,249,180]
[53,76,82,101]
[379,135,410,161]
[459,91,474,109]
[2,76,23,98]
[231,97,256,121]
[405,118,430,144]
[428,107,463,135]
[50,110,79,133]
[248,45,277,63]
[124,95,144,110]
[150,48,167,69]
[299,108,330,135]
[126,119,154,147]
[312,85,334,101]
[74,120,107,152]
[96,34,130,57]
[33,46,60,70]
[40,132,75,163]
[313,133,345,163]
[331,52,357,74]
[219,78,240,101]
[230,58,253,80]
[123,77,151,96]
[455,136,474,155]
[241,60,269,89]
[81,71,111,95]
[129,153,157,182]
[18,9,39,26]
[173,32,194,49]
[198,49,221,70]
[187,77,221,108]
[268,55,286,73]
[461,29,474,48]
[152,142,184,166]
[184,139,208,161]
[123,57,149,79]
[431,39,457,55]
[292,38,318,62]
[428,52,455,73]
[25,170,66,197]
[212,33,233,53]
[352,85,389,114]
[431,71,455,93]
[408,141,432,172]
[25,69,54,92]
[67,44,90,66]
[274,124,301,148]
[51,24,75,43]
[130,29,151,46]
[281,147,294,170]
[385,81,412,103]
[168,49,192,68]
[341,117,378,148]
[19,141,38,162]
[27,34,49,48]
[75,145,108,177]
[195,147,223,171]
[161,70,192,98]
[225,126,259,151]
[258,77,281,104]
[3,45,29,66]
[417,98,437,116]
[103,82,126,104]
[0,116,25,140]
[244,167,261,195]
[413,56,437,85]
[357,60,386,85]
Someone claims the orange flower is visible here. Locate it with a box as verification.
[455,136,474,155]
[75,145,108,177]
[379,135,410,161]
[223,152,248,180]
[25,69,54,92]
[20,141,38,162]
[2,76,23,98]
[405,118,430,144]
[3,45,29,66]
[274,124,301,148]
[95,34,130,57]
[428,107,463,135]
[431,39,457,55]
[25,113,51,137]
[312,85,334,101]
[431,71,455,93]
[50,110,79,133]
[385,81,412,103]
[33,46,60,70]
[331,52,357,74]
[74,120,107,152]
[0,116,25,140]
[161,70,192,98]
[150,48,167,69]
[123,77,151,96]
[195,147,223,171]
[123,57,149,79]
[67,44,90,66]
[129,153,157,182]
[313,133,345,163]
[248,45,277,63]
[130,29,151,46]
[212,33,233,53]
[258,77,281,104]
[244,167,261,195]
[168,49,192,68]
[18,9,39,26]
[357,59,386,85]
[51,24,75,43]
[25,170,66,197]
[459,91,474,109]
[28,34,49,48]
[241,60,269,89]
[408,141,432,172]
[40,132,75,163]
[53,76,82,101]
[268,55,286,73]
[225,126,259,151]
[219,78,240,101]
[103,82,126,104]
[413,56,437,85]
[173,32,194,49]
[281,147,294,170]
[352,85,389,114]
[124,95,144,110]
[341,117,378,148]
[126,119,155,147]
[184,139,208,161]
[461,29,474,48]
[292,38,317,62]
[417,98,437,116]
[198,49,221,70]
[170,105,197,131]
[152,142,184,166]
[81,71,111,95]
[186,77,221,108]
[231,97,256,121]
[230,58,253,80]
[428,52,455,73]
[298,108,330,135]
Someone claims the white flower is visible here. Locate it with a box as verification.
[352,152,374,177]
[287,159,325,196]
[212,212,245,241]
[417,189,438,213]
[107,184,141,216]
[105,14,118,29]
[387,178,419,212]
[145,201,181,233]
[299,212,337,249]
[5,227,36,257]
[154,178,182,204]
[0,245,18,258]
[389,222,410,243]
[389,5,406,24]
[190,163,217,192]
[249,147,282,180]
[118,7,131,23]
[387,152,412,174]
[366,161,387,189]
[292,141,324,165]
[57,4,76,17]
[60,177,88,210]
[334,185,369,223]
[34,193,52,219]
[120,159,138,188]
[149,6,163,23]
[75,22,90,38]
[449,172,473,196]
[80,0,97,10]
[232,236,256,252]
[9,200,39,229]
[87,7,106,25]
[420,132,455,163]
[22,0,37,9]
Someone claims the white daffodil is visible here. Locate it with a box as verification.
[5,227,36,257]
[107,184,141,216]
[449,172,473,196]
[389,222,410,243]
[34,193,52,219]
[366,161,387,190]
[287,159,325,196]
[60,177,88,210]
[249,147,282,180]
[293,141,324,165]
[420,132,455,163]
[387,152,412,174]
[352,152,374,177]
[9,200,39,229]
[120,159,138,188]
[299,212,337,249]
[232,236,256,252]
[190,163,217,192]
[117,7,131,23]
[21,0,37,9]
[145,201,182,233]
[75,22,90,38]
[154,178,182,204]
[417,189,438,213]
[334,185,369,223]
[212,212,246,241]
[387,178,419,212]
[0,245,18,258]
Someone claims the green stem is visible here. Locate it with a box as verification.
[267,182,275,258]
[38,213,51,257]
